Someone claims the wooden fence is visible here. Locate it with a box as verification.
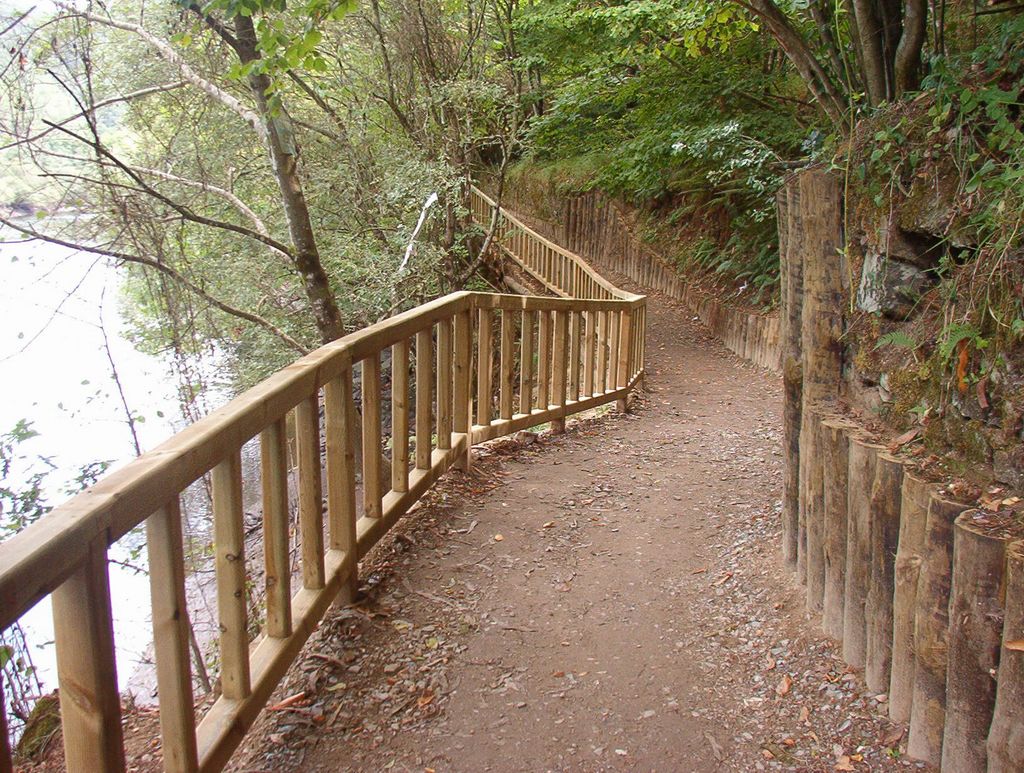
[0,190,644,772]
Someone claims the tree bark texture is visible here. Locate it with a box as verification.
[802,408,826,612]
[843,436,883,669]
[941,511,1008,773]
[888,471,931,722]
[865,452,903,693]
[906,495,969,765]
[778,180,803,572]
[821,416,857,640]
[987,539,1024,772]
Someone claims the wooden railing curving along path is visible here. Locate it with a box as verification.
[0,187,645,772]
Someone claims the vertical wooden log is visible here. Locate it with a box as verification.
[146,498,198,772]
[436,320,453,451]
[821,417,856,640]
[296,394,325,589]
[499,310,516,420]
[476,308,493,426]
[843,437,882,668]
[616,309,633,389]
[988,539,1024,772]
[415,331,432,469]
[941,511,1009,773]
[864,451,904,693]
[538,310,551,408]
[52,540,125,773]
[325,370,358,600]
[583,310,596,397]
[453,309,472,468]
[392,340,410,491]
[778,179,803,571]
[803,407,826,613]
[907,495,968,764]
[888,472,932,722]
[362,355,384,516]
[261,418,292,638]
[520,310,534,413]
[212,452,250,698]
[551,310,568,433]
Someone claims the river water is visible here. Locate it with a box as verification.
[0,235,192,698]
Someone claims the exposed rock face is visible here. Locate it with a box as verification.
[856,249,936,319]
[897,159,976,247]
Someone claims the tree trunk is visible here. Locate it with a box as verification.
[843,436,883,669]
[865,451,903,693]
[821,416,857,640]
[942,510,1009,772]
[777,181,802,571]
[906,495,969,765]
[233,16,345,344]
[894,0,927,93]
[988,539,1024,772]
[888,471,931,722]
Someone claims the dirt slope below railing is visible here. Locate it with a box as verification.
[233,282,928,772]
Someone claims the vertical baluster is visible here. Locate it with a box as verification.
[296,394,325,589]
[597,310,608,393]
[569,311,581,402]
[453,308,472,469]
[552,310,568,433]
[147,498,198,772]
[1,686,10,772]
[392,340,410,492]
[51,540,124,772]
[213,452,250,699]
[362,355,383,517]
[476,307,493,425]
[520,309,535,414]
[437,319,453,450]
[584,310,596,397]
[325,369,358,598]
[538,310,551,408]
[609,310,621,391]
[415,329,433,469]
[261,418,291,638]
[499,309,515,420]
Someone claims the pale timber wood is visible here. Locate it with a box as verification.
[362,355,384,516]
[889,472,931,722]
[519,310,534,413]
[608,310,620,392]
[583,311,595,397]
[864,451,903,693]
[436,320,453,451]
[212,452,250,699]
[391,340,410,492]
[51,538,125,773]
[569,311,581,402]
[476,308,493,426]
[296,395,325,589]
[551,310,568,433]
[324,371,358,598]
[987,539,1024,772]
[941,511,1008,773]
[616,308,632,390]
[597,311,608,393]
[453,310,472,468]
[415,330,433,470]
[261,418,292,638]
[538,310,551,408]
[802,408,826,611]
[499,311,516,420]
[146,498,198,773]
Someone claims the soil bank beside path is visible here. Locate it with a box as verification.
[234,285,928,773]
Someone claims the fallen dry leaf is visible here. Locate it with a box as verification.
[776,674,793,697]
[1006,639,1024,652]
[493,534,504,542]
[799,705,810,723]
[888,427,921,453]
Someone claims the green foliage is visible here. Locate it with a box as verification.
[875,331,919,351]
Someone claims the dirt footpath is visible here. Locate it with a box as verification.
[235,287,929,772]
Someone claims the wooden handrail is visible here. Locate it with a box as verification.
[0,189,645,772]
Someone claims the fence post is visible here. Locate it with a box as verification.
[453,306,473,469]
[51,539,125,773]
